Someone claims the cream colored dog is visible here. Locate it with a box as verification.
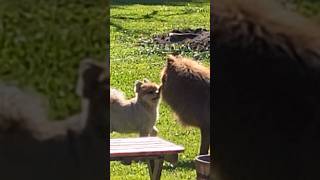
[110,79,161,137]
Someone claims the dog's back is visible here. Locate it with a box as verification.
[110,88,138,133]
[110,88,128,105]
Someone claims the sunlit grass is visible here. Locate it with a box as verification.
[110,1,210,179]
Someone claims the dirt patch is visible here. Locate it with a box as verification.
[152,28,210,52]
[138,28,210,60]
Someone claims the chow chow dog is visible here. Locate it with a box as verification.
[160,55,210,155]
[213,0,320,179]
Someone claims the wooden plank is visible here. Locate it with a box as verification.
[110,137,183,148]
[110,137,184,158]
[110,137,173,143]
[111,147,183,154]
[111,145,181,150]
[111,142,182,148]
[110,137,183,147]
[110,148,184,157]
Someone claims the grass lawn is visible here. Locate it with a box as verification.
[0,0,107,120]
[1,0,319,179]
[110,0,210,179]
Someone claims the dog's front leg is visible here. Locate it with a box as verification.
[150,126,158,136]
[139,129,149,137]
[200,127,210,155]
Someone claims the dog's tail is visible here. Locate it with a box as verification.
[110,88,125,104]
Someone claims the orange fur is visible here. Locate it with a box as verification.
[160,55,210,154]
[213,0,320,180]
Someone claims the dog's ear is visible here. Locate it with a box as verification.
[98,71,108,83]
[143,78,150,83]
[134,80,143,93]
[76,58,105,97]
[167,55,177,65]
[77,59,94,96]
[160,66,168,84]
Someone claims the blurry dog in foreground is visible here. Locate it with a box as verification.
[213,0,320,180]
[110,79,160,137]
[0,58,108,141]
[160,55,210,155]
[0,58,108,180]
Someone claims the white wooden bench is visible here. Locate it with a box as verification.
[110,137,184,180]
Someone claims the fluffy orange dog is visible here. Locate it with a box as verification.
[160,55,210,155]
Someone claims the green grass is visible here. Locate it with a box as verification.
[293,0,320,17]
[110,1,210,179]
[0,0,107,120]
[1,0,320,179]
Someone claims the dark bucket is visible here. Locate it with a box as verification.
[195,154,211,180]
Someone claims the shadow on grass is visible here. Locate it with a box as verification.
[110,10,164,36]
[111,10,160,21]
[111,0,208,6]
[163,160,195,171]
[110,7,202,33]
[111,9,200,21]
[110,21,125,32]
[110,21,152,37]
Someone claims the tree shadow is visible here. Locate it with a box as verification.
[143,10,158,19]
[110,0,209,45]
[110,21,125,32]
[112,10,199,20]
[111,10,160,21]
[111,0,205,6]
[110,21,153,37]
[111,8,201,25]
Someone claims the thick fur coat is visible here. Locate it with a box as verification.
[160,55,210,155]
[213,0,320,180]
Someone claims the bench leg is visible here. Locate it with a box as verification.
[148,157,164,180]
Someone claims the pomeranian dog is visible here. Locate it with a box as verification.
[160,55,210,155]
[110,79,161,137]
